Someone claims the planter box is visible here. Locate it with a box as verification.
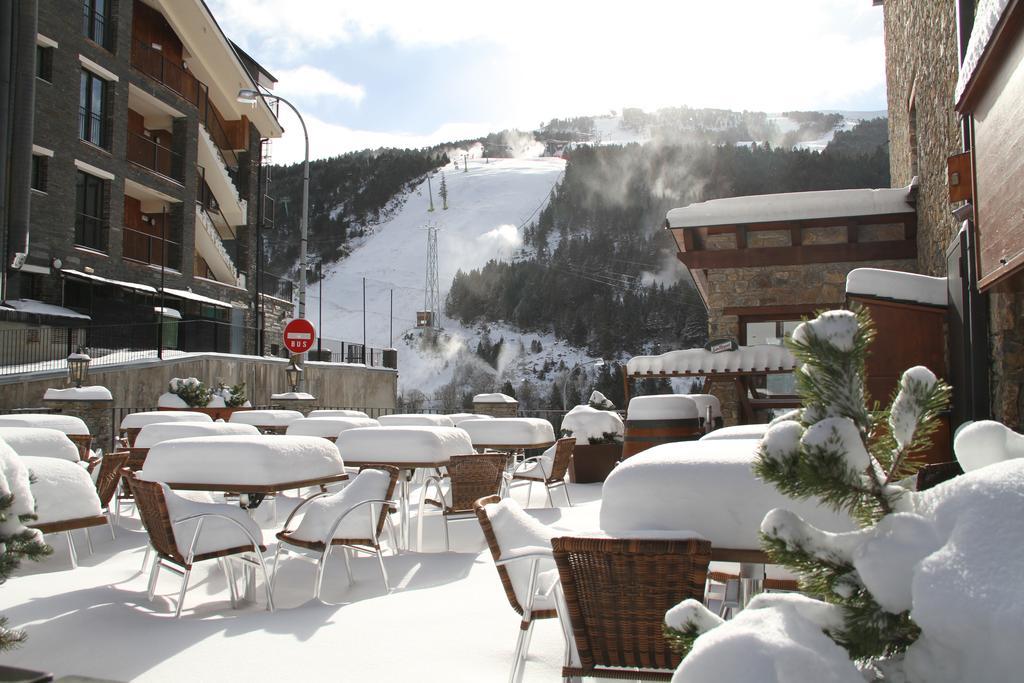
[158,406,252,422]
[569,442,622,484]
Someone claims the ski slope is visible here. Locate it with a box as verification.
[315,154,567,395]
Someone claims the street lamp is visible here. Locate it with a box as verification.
[285,359,303,393]
[67,347,91,388]
[238,88,310,326]
[563,359,605,410]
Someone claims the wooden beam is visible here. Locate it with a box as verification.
[676,239,917,270]
[847,222,860,243]
[790,226,802,246]
[682,229,696,252]
[736,225,748,249]
[723,303,826,317]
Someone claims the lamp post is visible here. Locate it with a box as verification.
[237,88,309,324]
[562,359,605,410]
[67,347,91,388]
[285,358,303,393]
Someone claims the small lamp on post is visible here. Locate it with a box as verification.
[67,348,91,389]
[285,359,303,393]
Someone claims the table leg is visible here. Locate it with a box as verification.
[240,493,258,603]
[738,562,765,609]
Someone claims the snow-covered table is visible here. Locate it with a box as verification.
[228,409,304,434]
[457,417,556,450]
[0,413,92,460]
[377,413,456,428]
[336,426,475,548]
[130,421,261,469]
[23,455,106,567]
[308,409,370,419]
[285,416,381,440]
[446,413,494,426]
[0,427,82,462]
[120,411,213,446]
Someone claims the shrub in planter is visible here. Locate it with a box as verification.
[168,377,212,408]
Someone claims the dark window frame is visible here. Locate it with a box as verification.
[75,170,109,252]
[35,44,53,82]
[82,0,112,50]
[79,69,110,149]
[31,154,49,193]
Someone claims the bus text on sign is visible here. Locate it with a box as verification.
[283,318,316,354]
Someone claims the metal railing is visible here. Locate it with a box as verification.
[127,131,183,181]
[260,271,294,302]
[130,39,200,104]
[122,226,182,270]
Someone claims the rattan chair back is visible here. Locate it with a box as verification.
[552,535,712,679]
[124,470,184,564]
[446,454,506,512]
[546,437,576,482]
[95,450,129,508]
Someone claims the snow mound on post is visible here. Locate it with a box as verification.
[561,405,623,443]
[626,345,796,375]
[672,593,861,683]
[953,419,1024,472]
[626,395,699,420]
[134,421,260,449]
[846,268,947,307]
[0,427,81,462]
[22,456,102,524]
[42,386,113,401]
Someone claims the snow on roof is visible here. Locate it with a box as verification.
[472,393,518,404]
[133,421,260,449]
[43,386,113,401]
[627,345,797,376]
[161,287,234,308]
[458,417,556,447]
[285,417,380,437]
[228,410,304,427]
[120,410,214,429]
[154,306,182,319]
[2,299,90,320]
[139,435,345,486]
[956,0,1012,104]
[666,185,915,229]
[0,414,90,435]
[335,426,474,463]
[846,268,947,307]
[61,268,158,294]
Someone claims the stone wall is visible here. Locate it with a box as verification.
[989,291,1024,431]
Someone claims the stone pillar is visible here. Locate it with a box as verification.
[271,394,318,416]
[41,398,115,453]
[473,400,519,417]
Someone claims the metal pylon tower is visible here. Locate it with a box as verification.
[424,224,441,329]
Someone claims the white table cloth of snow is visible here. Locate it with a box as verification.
[626,394,700,420]
[228,409,304,427]
[446,413,494,426]
[22,456,102,525]
[560,405,624,443]
[336,426,474,465]
[286,417,381,438]
[120,411,213,429]
[0,414,90,436]
[700,424,770,441]
[472,393,517,404]
[627,345,797,376]
[687,394,722,419]
[0,427,81,462]
[458,417,556,447]
[600,440,855,550]
[42,386,113,401]
[845,267,947,307]
[307,409,370,419]
[139,435,345,487]
[952,419,1024,472]
[134,421,260,449]
[377,413,456,428]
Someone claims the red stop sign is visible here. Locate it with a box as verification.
[283,318,316,354]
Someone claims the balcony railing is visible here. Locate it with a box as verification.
[126,131,183,182]
[260,271,294,301]
[130,39,200,105]
[123,226,182,270]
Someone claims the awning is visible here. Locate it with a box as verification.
[61,268,158,294]
[1,299,91,320]
[161,287,234,308]
[154,306,182,319]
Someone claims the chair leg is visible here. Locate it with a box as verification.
[562,482,573,507]
[442,514,451,552]
[107,515,116,540]
[174,568,192,618]
[315,546,332,601]
[384,515,400,556]
[85,527,95,556]
[374,543,390,593]
[270,545,285,597]
[510,619,536,683]
[253,550,275,612]
[341,547,354,583]
[141,545,152,574]
[147,557,161,601]
[66,531,78,569]
[545,483,555,508]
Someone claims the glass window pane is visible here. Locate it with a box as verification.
[745,321,776,346]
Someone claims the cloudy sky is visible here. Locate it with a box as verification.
[208,0,887,163]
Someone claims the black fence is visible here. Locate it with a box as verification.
[0,320,393,376]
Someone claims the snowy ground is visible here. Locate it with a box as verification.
[2,481,604,682]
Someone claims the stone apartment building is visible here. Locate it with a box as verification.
[0,0,294,356]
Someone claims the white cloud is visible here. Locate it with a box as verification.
[272,65,365,104]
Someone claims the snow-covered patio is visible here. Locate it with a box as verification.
[1,481,604,681]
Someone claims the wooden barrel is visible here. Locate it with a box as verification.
[622,417,702,459]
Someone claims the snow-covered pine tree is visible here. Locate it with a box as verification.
[665,307,949,662]
[0,443,52,649]
[439,172,448,210]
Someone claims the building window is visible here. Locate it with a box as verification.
[79,69,109,148]
[31,155,48,192]
[82,0,111,49]
[75,171,108,251]
[35,45,53,82]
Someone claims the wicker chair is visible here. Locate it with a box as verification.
[125,470,273,618]
[273,466,400,599]
[418,453,507,552]
[92,450,130,536]
[509,437,576,507]
[552,535,712,681]
[475,495,560,683]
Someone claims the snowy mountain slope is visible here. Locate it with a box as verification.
[314,154,570,396]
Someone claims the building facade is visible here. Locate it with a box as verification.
[0,0,293,356]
